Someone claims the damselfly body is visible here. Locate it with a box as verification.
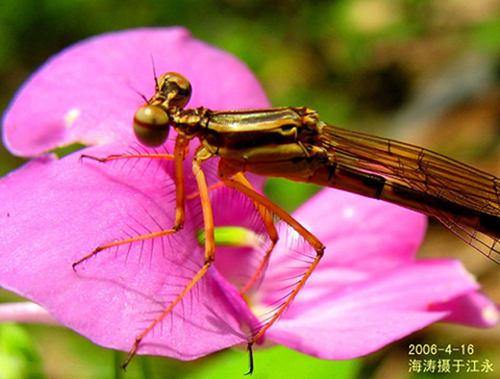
[76,72,500,371]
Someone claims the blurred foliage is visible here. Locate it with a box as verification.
[0,324,44,379]
[1,0,500,378]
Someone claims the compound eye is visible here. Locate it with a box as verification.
[157,72,192,108]
[133,105,170,147]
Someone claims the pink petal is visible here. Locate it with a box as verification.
[258,188,428,304]
[2,27,270,157]
[0,145,254,359]
[291,188,428,271]
[432,292,499,327]
[267,260,479,359]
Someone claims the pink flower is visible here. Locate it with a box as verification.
[0,28,497,363]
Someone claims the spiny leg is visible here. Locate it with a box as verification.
[186,182,225,201]
[218,166,325,354]
[80,153,175,162]
[185,173,279,296]
[171,135,190,227]
[74,137,188,268]
[229,172,279,296]
[122,154,216,369]
[72,229,180,269]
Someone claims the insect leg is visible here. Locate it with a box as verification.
[122,149,216,369]
[80,153,175,162]
[218,165,325,352]
[74,137,188,269]
[72,229,179,269]
[229,172,279,295]
[185,171,278,295]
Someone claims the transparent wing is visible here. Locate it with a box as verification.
[319,123,500,263]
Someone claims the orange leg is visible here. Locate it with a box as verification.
[78,139,221,369]
[80,153,175,162]
[122,153,216,369]
[78,137,217,369]
[185,172,279,296]
[74,136,189,269]
[186,181,225,201]
[228,172,279,296]
[218,162,325,353]
[72,229,179,269]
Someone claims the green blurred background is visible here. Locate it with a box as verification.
[1,0,500,378]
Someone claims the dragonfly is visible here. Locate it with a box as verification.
[75,72,500,372]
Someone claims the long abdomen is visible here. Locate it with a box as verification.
[305,162,500,239]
